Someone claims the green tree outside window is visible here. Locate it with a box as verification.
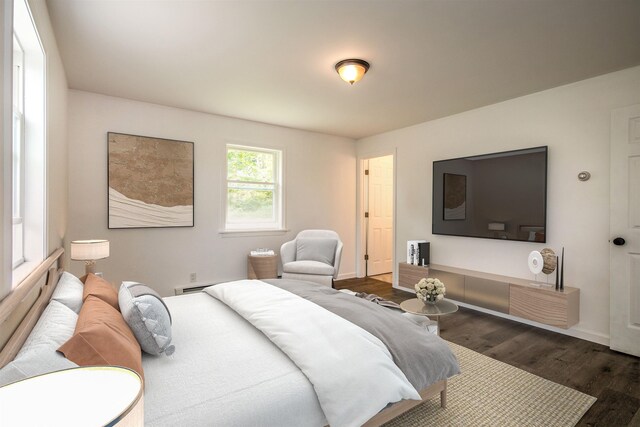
[226,146,282,229]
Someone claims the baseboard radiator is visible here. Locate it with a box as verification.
[174,283,215,296]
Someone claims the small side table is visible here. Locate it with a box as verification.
[247,254,278,279]
[0,366,143,426]
[400,298,459,336]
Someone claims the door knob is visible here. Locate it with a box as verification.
[613,237,626,246]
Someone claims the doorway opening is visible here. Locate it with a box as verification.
[362,155,394,284]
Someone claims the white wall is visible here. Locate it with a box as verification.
[357,66,640,344]
[28,0,69,258]
[67,91,356,296]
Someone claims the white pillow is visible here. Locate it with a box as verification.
[296,238,337,265]
[0,300,78,386]
[51,272,84,314]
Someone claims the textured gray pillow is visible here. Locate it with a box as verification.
[296,238,337,265]
[51,272,84,313]
[0,300,78,386]
[119,282,174,356]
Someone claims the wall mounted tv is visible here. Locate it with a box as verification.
[432,146,547,243]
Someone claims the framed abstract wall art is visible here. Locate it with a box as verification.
[108,132,194,228]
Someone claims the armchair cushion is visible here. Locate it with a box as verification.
[296,238,337,265]
[282,260,335,276]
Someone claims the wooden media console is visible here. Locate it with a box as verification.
[398,262,579,329]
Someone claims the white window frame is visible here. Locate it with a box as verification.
[223,144,284,232]
[12,34,24,269]
[11,0,46,287]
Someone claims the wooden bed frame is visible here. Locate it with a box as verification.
[0,248,64,368]
[364,380,446,426]
[0,248,447,426]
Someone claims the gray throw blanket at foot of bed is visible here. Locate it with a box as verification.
[264,279,460,391]
[355,291,402,310]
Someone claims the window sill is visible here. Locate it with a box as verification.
[219,228,290,238]
[12,260,40,289]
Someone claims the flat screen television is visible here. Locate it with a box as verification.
[432,146,547,242]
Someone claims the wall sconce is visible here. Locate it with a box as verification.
[70,239,110,275]
[335,59,370,85]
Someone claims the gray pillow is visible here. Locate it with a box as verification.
[51,272,84,314]
[296,237,337,265]
[0,300,78,386]
[119,281,174,356]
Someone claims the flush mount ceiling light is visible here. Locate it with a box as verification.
[335,59,370,85]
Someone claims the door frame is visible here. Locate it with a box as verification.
[356,149,397,280]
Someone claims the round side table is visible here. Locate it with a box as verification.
[400,298,459,336]
[0,366,143,426]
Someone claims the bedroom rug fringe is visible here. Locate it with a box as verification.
[384,342,596,427]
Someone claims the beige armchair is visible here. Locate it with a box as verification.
[280,230,343,287]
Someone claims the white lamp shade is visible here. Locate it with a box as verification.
[0,366,143,426]
[70,240,110,261]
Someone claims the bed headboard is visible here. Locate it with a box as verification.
[0,248,64,368]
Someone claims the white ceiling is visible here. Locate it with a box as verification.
[46,0,640,139]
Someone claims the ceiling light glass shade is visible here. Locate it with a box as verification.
[70,240,110,261]
[335,59,370,85]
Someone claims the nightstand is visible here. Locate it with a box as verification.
[247,254,278,279]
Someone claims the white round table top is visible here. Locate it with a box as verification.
[0,366,143,427]
[400,298,459,317]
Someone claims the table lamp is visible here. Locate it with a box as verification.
[70,239,110,275]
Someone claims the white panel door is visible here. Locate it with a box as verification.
[367,155,393,276]
[610,104,640,357]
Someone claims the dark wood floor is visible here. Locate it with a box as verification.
[335,276,640,427]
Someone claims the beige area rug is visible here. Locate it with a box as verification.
[385,342,596,427]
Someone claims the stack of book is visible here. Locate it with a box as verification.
[406,240,428,266]
[250,249,275,257]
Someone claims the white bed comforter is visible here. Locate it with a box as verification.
[205,280,421,427]
[142,292,327,427]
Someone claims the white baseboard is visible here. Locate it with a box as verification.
[394,284,610,347]
[337,272,356,280]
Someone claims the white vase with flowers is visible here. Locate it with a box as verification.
[414,277,446,304]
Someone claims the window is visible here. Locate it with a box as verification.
[225,145,283,231]
[11,0,46,287]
